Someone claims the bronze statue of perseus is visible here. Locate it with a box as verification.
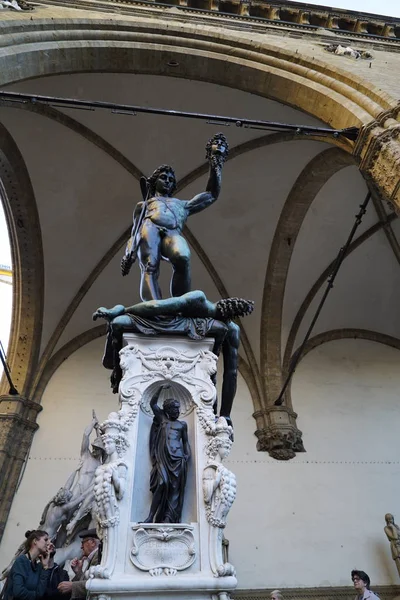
[121,133,229,301]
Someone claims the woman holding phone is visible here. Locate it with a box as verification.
[4,530,51,600]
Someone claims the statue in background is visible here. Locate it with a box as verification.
[1,412,104,579]
[40,487,85,540]
[93,290,254,422]
[64,411,105,536]
[120,133,228,301]
[384,513,400,577]
[143,384,191,524]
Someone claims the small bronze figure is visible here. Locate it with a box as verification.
[121,133,228,301]
[143,384,191,524]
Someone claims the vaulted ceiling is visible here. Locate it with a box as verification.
[1,72,399,407]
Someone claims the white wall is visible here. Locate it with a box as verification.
[1,337,400,589]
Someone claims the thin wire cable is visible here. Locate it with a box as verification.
[0,339,18,395]
[275,191,371,406]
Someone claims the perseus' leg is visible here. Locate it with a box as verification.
[109,316,137,393]
[209,321,229,416]
[138,221,162,301]
[220,322,240,420]
[162,232,191,297]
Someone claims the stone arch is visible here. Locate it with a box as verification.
[0,18,395,129]
[0,18,395,395]
[282,214,399,376]
[0,122,43,396]
[0,16,398,464]
[295,328,400,361]
[260,147,354,404]
[287,328,400,417]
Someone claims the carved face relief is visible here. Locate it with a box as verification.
[386,513,395,525]
[104,437,117,456]
[217,441,231,460]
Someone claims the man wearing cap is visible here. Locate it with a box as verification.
[57,530,100,599]
[351,570,380,600]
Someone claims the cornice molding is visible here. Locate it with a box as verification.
[32,0,400,45]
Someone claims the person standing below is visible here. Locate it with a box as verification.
[352,570,380,600]
[57,530,100,600]
[270,591,283,600]
[4,530,50,600]
[42,543,68,600]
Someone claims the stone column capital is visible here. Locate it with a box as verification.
[254,405,305,460]
[0,394,41,540]
[354,111,400,210]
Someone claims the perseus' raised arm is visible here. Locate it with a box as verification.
[186,133,229,216]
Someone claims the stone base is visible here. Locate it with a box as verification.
[87,334,237,600]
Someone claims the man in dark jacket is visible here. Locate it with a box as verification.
[43,544,69,600]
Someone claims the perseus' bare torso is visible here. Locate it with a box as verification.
[144,197,189,231]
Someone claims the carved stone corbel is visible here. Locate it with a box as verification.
[354,105,400,211]
[254,405,305,460]
[0,394,41,540]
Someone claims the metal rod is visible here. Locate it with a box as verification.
[0,91,359,141]
[275,191,371,406]
[0,340,18,395]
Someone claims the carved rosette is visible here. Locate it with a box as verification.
[130,525,196,575]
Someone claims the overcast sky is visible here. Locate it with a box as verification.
[0,206,12,370]
[290,0,400,18]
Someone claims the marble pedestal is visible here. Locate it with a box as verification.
[87,333,237,600]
